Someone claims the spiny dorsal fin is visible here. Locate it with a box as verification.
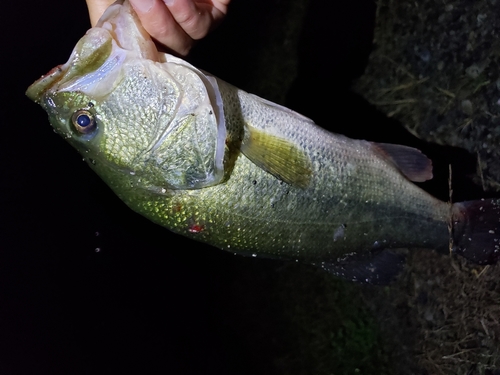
[241,124,312,188]
[372,143,433,182]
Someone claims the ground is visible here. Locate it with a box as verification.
[353,0,500,373]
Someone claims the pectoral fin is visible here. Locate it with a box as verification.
[241,124,312,188]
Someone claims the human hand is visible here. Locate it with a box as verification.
[86,0,230,56]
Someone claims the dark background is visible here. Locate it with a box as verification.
[2,1,483,374]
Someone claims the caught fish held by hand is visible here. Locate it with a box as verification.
[27,0,500,283]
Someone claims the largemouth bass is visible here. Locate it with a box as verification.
[27,0,500,283]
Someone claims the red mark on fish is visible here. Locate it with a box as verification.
[188,224,204,233]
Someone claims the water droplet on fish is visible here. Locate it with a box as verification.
[95,248,101,253]
[251,253,257,257]
[161,188,166,194]
[130,171,136,176]
[333,224,346,242]
[95,232,100,237]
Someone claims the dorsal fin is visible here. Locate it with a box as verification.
[372,143,433,182]
[241,124,312,188]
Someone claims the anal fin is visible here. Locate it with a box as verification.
[316,250,407,285]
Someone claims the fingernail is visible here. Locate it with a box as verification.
[131,0,155,13]
[163,0,175,6]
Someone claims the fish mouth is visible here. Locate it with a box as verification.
[26,0,158,104]
[25,27,115,104]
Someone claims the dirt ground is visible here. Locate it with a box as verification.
[354,0,500,373]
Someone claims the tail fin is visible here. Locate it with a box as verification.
[452,198,500,264]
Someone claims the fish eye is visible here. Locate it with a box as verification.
[71,109,96,134]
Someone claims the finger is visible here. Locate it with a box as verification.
[210,0,231,17]
[86,0,116,26]
[130,0,194,56]
[164,0,227,40]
